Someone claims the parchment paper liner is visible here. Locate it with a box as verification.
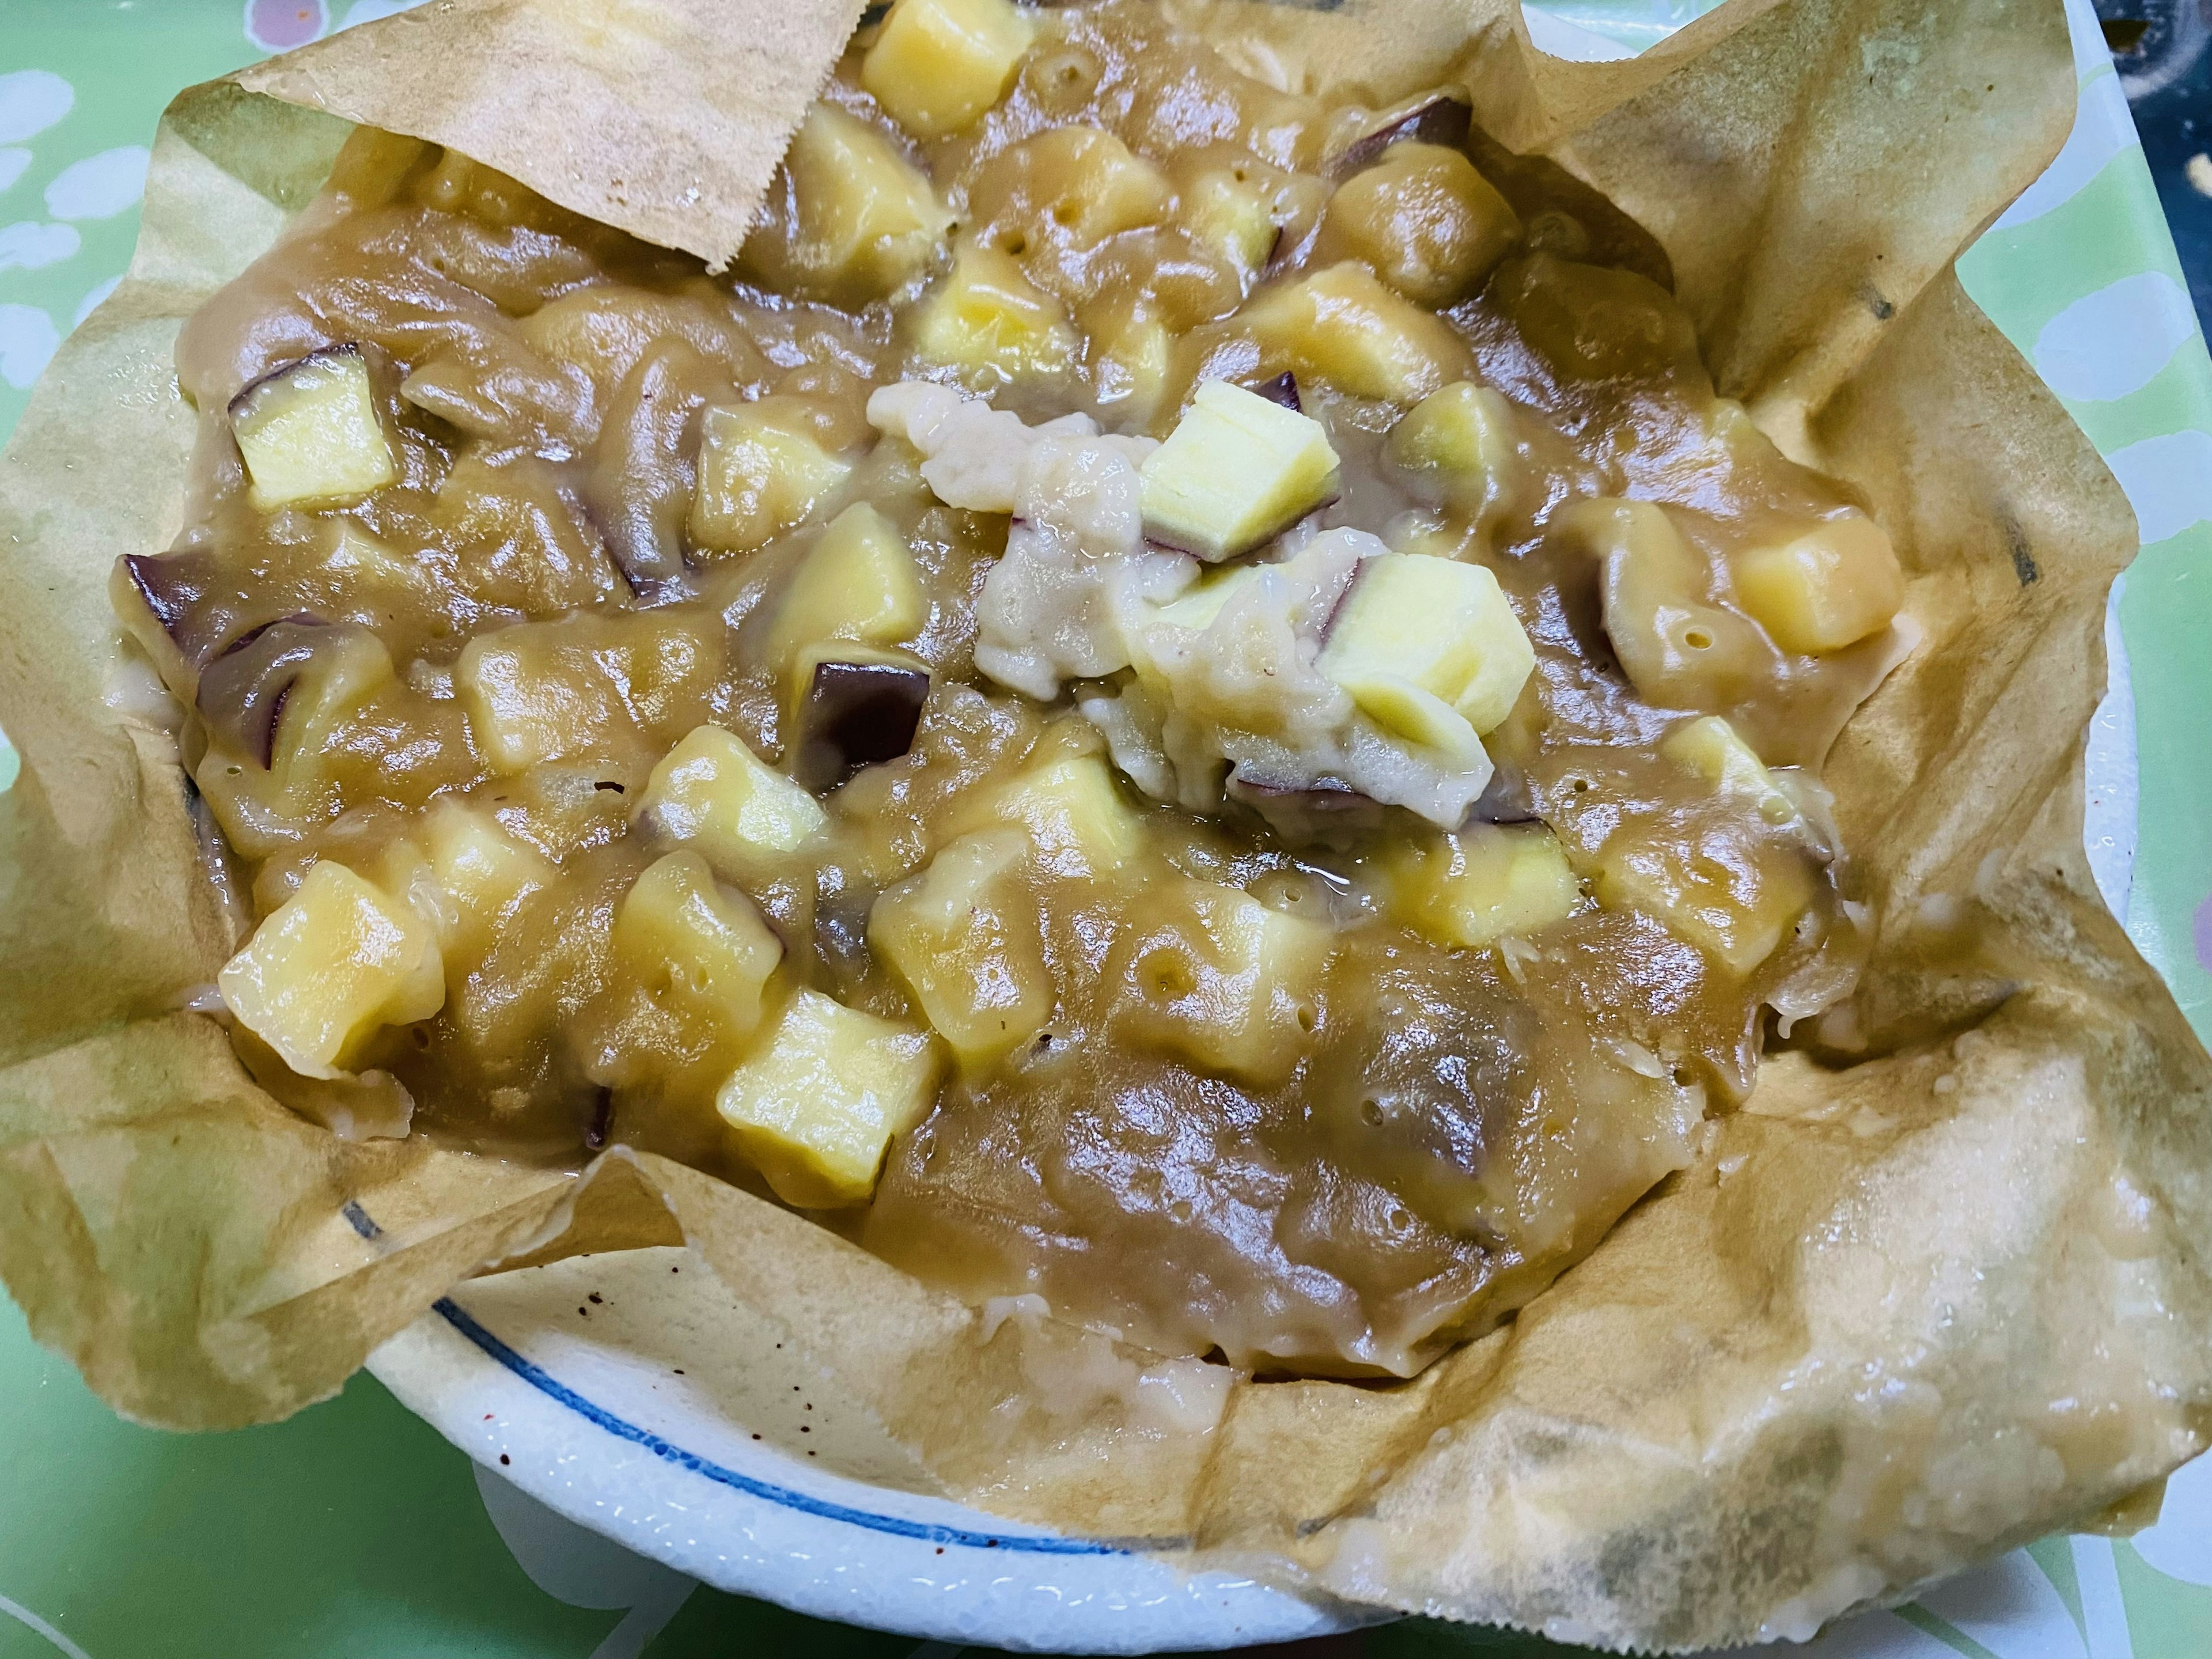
[2,0,2205,1647]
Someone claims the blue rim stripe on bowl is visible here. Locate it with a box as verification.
[427,1298,1132,1558]
[343,1199,1135,1557]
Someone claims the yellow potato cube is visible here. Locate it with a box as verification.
[1385,381,1525,529]
[375,802,559,968]
[1660,716,1797,825]
[1108,877,1332,1087]
[1338,675,1486,767]
[1090,310,1175,425]
[613,850,783,1048]
[970,126,1172,254]
[218,860,445,1080]
[979,749,1147,877]
[456,612,718,775]
[639,724,828,880]
[907,240,1080,389]
[767,502,926,669]
[1730,511,1904,655]
[1593,830,1817,976]
[1138,379,1342,561]
[431,449,618,612]
[862,0,1035,140]
[231,346,398,512]
[870,829,1052,1069]
[1554,497,1766,714]
[1236,262,1471,404]
[1179,166,1283,274]
[1312,142,1521,307]
[323,521,436,596]
[717,988,940,1207]
[1391,824,1580,951]
[1319,552,1535,737]
[737,103,954,309]
[690,399,855,556]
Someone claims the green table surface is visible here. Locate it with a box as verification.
[6,2,2212,1656]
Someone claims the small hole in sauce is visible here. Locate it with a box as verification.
[1359,1097,1385,1126]
[1141,949,1195,1000]
[1683,627,1714,651]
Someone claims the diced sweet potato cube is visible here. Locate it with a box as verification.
[1319,552,1535,738]
[1138,379,1341,562]
[977,749,1146,877]
[862,0,1035,140]
[1389,823,1580,951]
[717,988,940,1207]
[614,850,784,1049]
[1236,263,1472,404]
[737,103,954,308]
[639,724,828,880]
[230,346,397,512]
[767,503,926,668]
[456,612,719,775]
[1593,828,1817,976]
[907,241,1080,389]
[218,860,445,1080]
[691,399,855,556]
[1659,716,1797,825]
[870,829,1052,1069]
[1730,511,1904,655]
[1313,142,1521,307]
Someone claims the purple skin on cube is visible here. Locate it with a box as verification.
[196,615,329,767]
[795,658,931,791]
[1226,766,1392,847]
[1244,372,1302,412]
[1328,96,1474,178]
[121,550,218,660]
[226,341,367,422]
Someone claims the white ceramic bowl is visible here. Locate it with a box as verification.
[365,1236,1369,1652]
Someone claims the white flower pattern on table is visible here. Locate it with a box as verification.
[0,70,73,146]
[41,145,148,221]
[4,0,2212,1653]
[0,221,79,272]
[0,302,60,391]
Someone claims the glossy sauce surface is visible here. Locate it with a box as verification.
[132,0,1907,1376]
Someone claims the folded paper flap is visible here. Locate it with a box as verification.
[235,0,872,269]
[1,0,2203,1647]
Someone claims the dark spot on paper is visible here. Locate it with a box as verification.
[499,1453,510,1465]
[2003,515,2040,586]
[588,1293,603,1305]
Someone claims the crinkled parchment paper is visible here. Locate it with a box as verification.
[2,0,2206,1647]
